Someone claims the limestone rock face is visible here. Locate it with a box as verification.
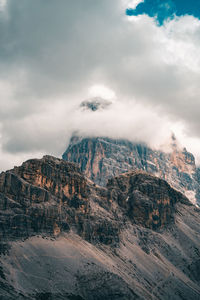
[0,156,119,244]
[63,136,200,205]
[0,156,200,300]
[0,157,188,244]
[107,171,189,229]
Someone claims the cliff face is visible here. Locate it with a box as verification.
[0,156,89,240]
[0,156,126,247]
[107,171,189,230]
[63,136,200,205]
[0,156,200,300]
[0,156,188,244]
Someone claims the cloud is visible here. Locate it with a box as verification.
[0,0,7,11]
[88,85,116,100]
[71,99,174,149]
[0,0,200,170]
[122,0,144,10]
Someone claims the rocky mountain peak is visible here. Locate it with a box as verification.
[63,135,200,205]
[80,97,112,112]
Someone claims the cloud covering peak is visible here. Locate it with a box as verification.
[0,0,200,170]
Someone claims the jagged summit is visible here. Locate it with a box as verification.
[63,135,200,205]
[80,97,112,112]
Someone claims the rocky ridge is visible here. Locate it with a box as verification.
[0,156,189,244]
[63,135,200,205]
[0,156,200,299]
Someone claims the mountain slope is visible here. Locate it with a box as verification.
[0,156,200,299]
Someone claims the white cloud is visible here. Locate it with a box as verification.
[161,16,200,72]
[88,85,116,100]
[121,0,143,9]
[71,99,173,148]
[0,0,7,10]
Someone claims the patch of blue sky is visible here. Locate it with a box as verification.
[126,0,200,25]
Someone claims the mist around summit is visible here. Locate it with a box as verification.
[0,0,200,169]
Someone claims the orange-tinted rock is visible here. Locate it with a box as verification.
[0,155,191,245]
[0,156,119,244]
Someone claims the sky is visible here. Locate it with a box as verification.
[126,0,200,25]
[0,0,200,170]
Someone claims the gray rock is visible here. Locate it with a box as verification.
[63,136,200,205]
[0,156,200,299]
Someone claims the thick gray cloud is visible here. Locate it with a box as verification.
[0,0,200,170]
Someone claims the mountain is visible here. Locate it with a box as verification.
[0,156,200,299]
[63,98,200,206]
[80,97,112,111]
[63,135,200,206]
